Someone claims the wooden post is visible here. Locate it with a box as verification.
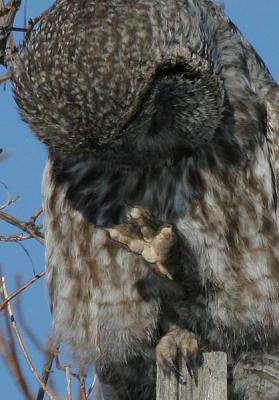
[156,352,227,400]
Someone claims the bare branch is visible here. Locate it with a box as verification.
[25,8,49,40]
[0,179,18,211]
[65,365,72,400]
[16,240,40,276]
[79,374,87,400]
[0,233,31,241]
[86,375,97,399]
[55,354,80,381]
[1,276,57,400]
[0,0,21,67]
[30,207,43,225]
[0,209,44,245]
[0,0,19,17]
[0,306,33,399]
[0,271,45,312]
[36,343,59,400]
[14,276,44,353]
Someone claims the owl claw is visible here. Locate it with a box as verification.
[107,206,176,280]
[181,351,199,386]
[155,262,174,280]
[164,359,186,384]
[156,328,200,385]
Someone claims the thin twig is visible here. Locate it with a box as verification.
[25,8,49,40]
[0,0,21,66]
[65,365,72,400]
[0,330,33,399]
[0,233,31,241]
[55,355,80,381]
[0,271,45,312]
[16,241,37,274]
[0,295,33,400]
[14,276,44,353]
[36,343,59,400]
[0,209,44,245]
[56,356,79,399]
[79,374,87,400]
[0,0,18,17]
[0,179,18,210]
[1,276,57,400]
[86,375,97,399]
[30,207,43,225]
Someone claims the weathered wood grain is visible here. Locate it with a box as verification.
[156,352,227,400]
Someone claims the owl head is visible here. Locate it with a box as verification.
[12,0,224,159]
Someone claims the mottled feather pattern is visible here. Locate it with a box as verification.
[42,160,160,368]
[13,0,223,152]
[12,0,279,399]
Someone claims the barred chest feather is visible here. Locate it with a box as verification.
[43,139,279,368]
[180,143,279,348]
[178,148,279,352]
[42,160,160,368]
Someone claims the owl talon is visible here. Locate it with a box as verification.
[181,352,199,386]
[107,206,177,280]
[182,353,193,378]
[156,328,200,386]
[156,328,200,384]
[164,359,186,383]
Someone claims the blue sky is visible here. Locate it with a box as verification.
[0,1,278,399]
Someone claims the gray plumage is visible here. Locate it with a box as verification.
[12,1,279,399]
[13,0,225,152]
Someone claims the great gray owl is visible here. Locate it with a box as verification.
[11,0,279,399]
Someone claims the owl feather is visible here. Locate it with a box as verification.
[12,1,279,399]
